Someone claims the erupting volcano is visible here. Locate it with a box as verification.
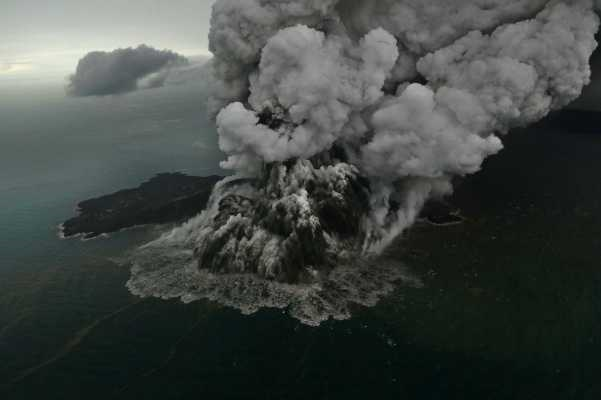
[128,0,601,325]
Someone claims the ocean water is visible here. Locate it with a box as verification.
[0,82,223,269]
[1,81,601,399]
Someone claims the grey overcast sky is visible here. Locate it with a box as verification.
[0,0,216,81]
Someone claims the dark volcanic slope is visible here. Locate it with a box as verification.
[61,173,222,239]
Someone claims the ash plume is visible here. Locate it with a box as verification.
[67,45,189,96]
[129,0,601,325]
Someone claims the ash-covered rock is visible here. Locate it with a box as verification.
[125,162,422,326]
[194,158,371,283]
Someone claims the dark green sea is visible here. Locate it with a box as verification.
[1,82,600,399]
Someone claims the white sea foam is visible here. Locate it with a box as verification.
[126,244,420,326]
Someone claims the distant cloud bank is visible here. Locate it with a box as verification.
[0,62,33,74]
[67,45,189,96]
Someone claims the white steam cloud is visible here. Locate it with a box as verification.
[129,0,600,325]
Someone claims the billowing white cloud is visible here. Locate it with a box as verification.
[217,25,398,171]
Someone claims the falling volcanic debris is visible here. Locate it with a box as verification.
[128,0,601,325]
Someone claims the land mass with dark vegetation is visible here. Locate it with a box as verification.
[61,173,222,239]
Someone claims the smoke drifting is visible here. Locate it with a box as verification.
[67,45,188,96]
[129,0,600,325]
